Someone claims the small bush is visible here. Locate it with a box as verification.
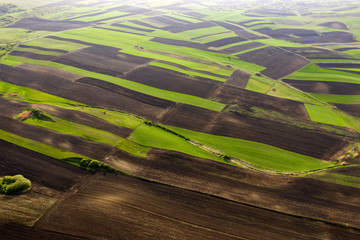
[0,174,31,195]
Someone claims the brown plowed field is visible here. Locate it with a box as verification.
[319,21,349,30]
[130,20,160,29]
[157,60,228,79]
[316,63,360,69]
[7,17,89,31]
[0,115,114,160]
[9,51,58,61]
[335,104,360,118]
[237,46,310,79]
[283,46,358,60]
[112,23,155,32]
[161,104,347,159]
[54,46,152,77]
[204,36,246,47]
[283,79,360,95]
[184,11,208,18]
[330,166,360,177]
[224,69,250,88]
[124,65,219,98]
[104,148,360,229]
[18,45,68,53]
[0,139,89,193]
[150,37,211,51]
[213,21,266,39]
[0,64,171,120]
[222,41,265,54]
[46,36,97,47]
[148,15,190,27]
[163,21,215,33]
[36,172,360,239]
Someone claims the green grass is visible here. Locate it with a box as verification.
[73,11,129,22]
[245,75,274,93]
[166,126,334,172]
[22,37,88,51]
[305,104,352,128]
[193,31,238,44]
[149,61,227,82]
[255,38,305,47]
[232,45,268,55]
[311,93,360,104]
[175,26,230,40]
[309,172,360,189]
[0,28,51,43]
[0,175,31,195]
[311,59,360,63]
[0,56,226,111]
[128,123,224,162]
[166,14,202,23]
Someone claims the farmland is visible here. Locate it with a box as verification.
[0,0,360,239]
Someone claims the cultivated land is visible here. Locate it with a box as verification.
[0,0,360,239]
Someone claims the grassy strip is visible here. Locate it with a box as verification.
[1,56,225,111]
[149,61,226,82]
[14,47,64,56]
[311,59,360,63]
[73,11,129,22]
[309,172,360,189]
[305,104,352,128]
[193,31,237,44]
[166,125,333,172]
[22,37,88,51]
[245,75,274,93]
[311,93,360,104]
[232,45,268,56]
[175,26,230,40]
[128,123,225,162]
[0,28,51,44]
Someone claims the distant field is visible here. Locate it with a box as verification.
[73,11,129,22]
[311,93,360,104]
[22,38,88,51]
[305,104,352,128]
[0,28,51,43]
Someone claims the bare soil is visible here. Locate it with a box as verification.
[205,36,246,47]
[163,21,215,33]
[150,37,211,51]
[222,42,265,54]
[319,21,349,30]
[129,20,160,29]
[10,51,58,61]
[124,65,219,98]
[18,45,68,53]
[213,21,265,39]
[36,172,360,239]
[7,17,89,31]
[283,46,358,60]
[161,104,348,159]
[316,63,360,69]
[224,69,250,88]
[283,79,360,95]
[111,23,155,32]
[335,104,360,118]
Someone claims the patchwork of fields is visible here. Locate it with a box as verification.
[1,0,360,239]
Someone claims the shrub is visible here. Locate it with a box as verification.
[0,174,31,195]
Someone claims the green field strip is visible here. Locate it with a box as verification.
[311,59,360,63]
[22,37,88,52]
[0,28,51,44]
[22,113,149,157]
[122,47,233,76]
[0,129,96,162]
[165,125,333,172]
[14,47,64,56]
[310,93,360,104]
[216,40,252,50]
[149,62,227,82]
[245,75,274,94]
[255,38,305,48]
[54,27,152,48]
[343,49,360,58]
[1,56,225,111]
[166,14,202,23]
[148,29,190,41]
[331,68,360,72]
[193,31,238,44]
[128,123,224,162]
[309,172,360,189]
[72,11,130,22]
[287,64,360,84]
[96,25,152,36]
[175,26,231,40]
[305,104,352,128]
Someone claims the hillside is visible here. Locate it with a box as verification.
[0,0,360,239]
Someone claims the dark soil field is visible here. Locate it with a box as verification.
[161,104,346,159]
[111,23,155,32]
[129,20,160,29]
[237,46,310,79]
[54,46,152,77]
[283,46,358,60]
[35,172,360,239]
[335,104,360,118]
[0,64,173,120]
[222,41,265,54]
[150,37,211,51]
[316,63,360,69]
[205,36,246,47]
[319,21,349,30]
[7,17,89,31]
[213,21,265,40]
[224,69,250,88]
[163,21,215,33]
[9,51,58,61]
[124,65,219,98]
[148,15,191,27]
[18,45,68,53]
[283,79,360,95]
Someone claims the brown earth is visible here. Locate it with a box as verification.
[191,31,231,40]
[0,64,172,120]
[111,23,155,32]
[93,26,147,36]
[9,51,58,61]
[272,19,304,25]
[129,19,160,29]
[0,115,114,160]
[257,28,356,43]
[163,21,215,33]
[222,41,265,54]
[18,45,68,53]
[237,46,310,79]
[65,10,110,20]
[46,36,99,47]
[161,104,348,159]
[204,36,246,47]
[6,17,89,31]
[224,69,251,88]
[0,98,132,137]
[16,110,32,121]
[316,62,360,69]
[330,166,360,177]
[147,15,190,27]
[213,21,266,40]
[36,172,360,239]
[124,65,219,98]
[335,104,360,118]
[150,37,212,51]
[283,79,360,95]
[319,21,349,30]
[283,46,358,60]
